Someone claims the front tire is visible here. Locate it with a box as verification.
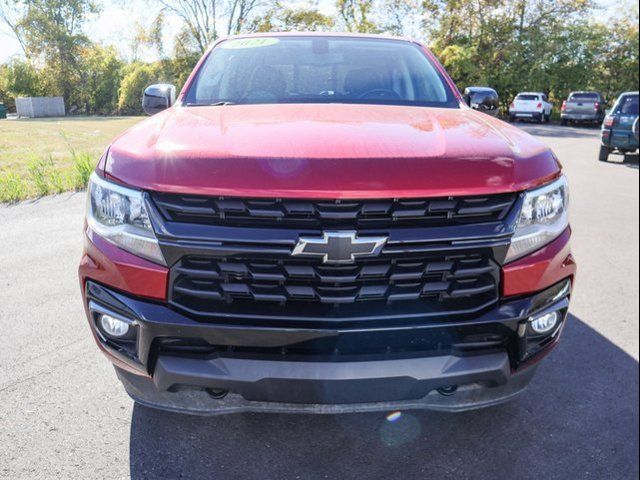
[599,145,612,162]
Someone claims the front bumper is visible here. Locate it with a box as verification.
[82,278,571,414]
[116,361,539,414]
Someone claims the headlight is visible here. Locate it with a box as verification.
[506,175,569,263]
[87,172,166,265]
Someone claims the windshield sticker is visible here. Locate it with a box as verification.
[220,38,279,49]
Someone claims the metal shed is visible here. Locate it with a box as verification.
[15,97,65,118]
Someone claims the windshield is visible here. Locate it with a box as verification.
[615,94,639,115]
[184,36,458,108]
[516,94,539,101]
[569,93,599,101]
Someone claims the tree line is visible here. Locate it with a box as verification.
[0,0,638,116]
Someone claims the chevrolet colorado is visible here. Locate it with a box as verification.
[79,33,576,415]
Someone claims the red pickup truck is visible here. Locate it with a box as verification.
[79,33,575,415]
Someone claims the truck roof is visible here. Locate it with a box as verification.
[222,31,416,44]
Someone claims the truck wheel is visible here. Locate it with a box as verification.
[599,146,611,162]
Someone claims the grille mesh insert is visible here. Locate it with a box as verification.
[169,253,500,320]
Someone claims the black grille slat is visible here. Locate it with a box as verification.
[360,264,391,277]
[450,265,495,278]
[286,285,316,299]
[284,265,316,278]
[359,285,389,298]
[215,199,245,212]
[457,199,515,215]
[448,284,496,297]
[175,266,221,279]
[155,200,213,216]
[422,282,450,294]
[248,207,285,218]
[152,193,517,229]
[174,285,223,300]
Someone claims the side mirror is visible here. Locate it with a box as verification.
[143,84,176,115]
[464,87,500,117]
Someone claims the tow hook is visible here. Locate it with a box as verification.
[206,388,229,399]
[437,385,459,396]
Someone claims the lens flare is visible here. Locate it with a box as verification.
[386,411,402,422]
[380,412,422,448]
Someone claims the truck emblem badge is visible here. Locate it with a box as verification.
[292,231,388,264]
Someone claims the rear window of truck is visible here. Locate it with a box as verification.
[569,93,599,101]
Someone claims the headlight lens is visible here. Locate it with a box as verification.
[506,175,569,263]
[87,172,166,265]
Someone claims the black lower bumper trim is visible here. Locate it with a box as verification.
[117,364,538,414]
[152,351,510,404]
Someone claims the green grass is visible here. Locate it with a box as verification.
[0,116,142,203]
[72,151,96,190]
[0,172,27,203]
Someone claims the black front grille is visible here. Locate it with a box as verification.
[157,327,511,361]
[152,192,517,229]
[169,251,500,321]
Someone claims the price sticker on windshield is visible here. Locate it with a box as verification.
[220,38,280,49]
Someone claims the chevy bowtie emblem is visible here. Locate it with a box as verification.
[292,231,388,264]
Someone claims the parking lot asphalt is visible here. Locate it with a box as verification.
[0,124,638,480]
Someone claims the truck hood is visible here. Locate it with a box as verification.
[106,104,560,198]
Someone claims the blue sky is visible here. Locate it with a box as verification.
[0,0,627,63]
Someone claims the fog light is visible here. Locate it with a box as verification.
[99,314,131,338]
[529,311,560,334]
